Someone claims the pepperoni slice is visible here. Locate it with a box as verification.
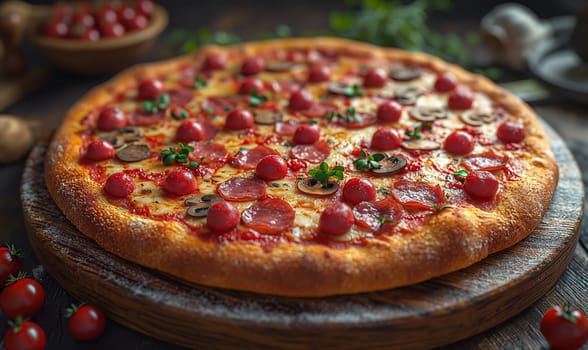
[270,80,303,94]
[340,113,378,129]
[462,152,507,171]
[353,199,402,233]
[301,102,338,119]
[241,198,295,234]
[128,110,164,126]
[392,180,444,211]
[201,96,240,115]
[167,88,194,106]
[201,120,220,140]
[189,142,228,166]
[217,177,266,202]
[231,145,278,169]
[274,120,299,136]
[291,140,330,163]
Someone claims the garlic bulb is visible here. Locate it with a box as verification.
[0,116,37,163]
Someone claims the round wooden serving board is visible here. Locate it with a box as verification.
[21,123,583,350]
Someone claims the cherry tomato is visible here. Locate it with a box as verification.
[464,170,499,198]
[41,21,69,38]
[67,304,107,341]
[293,124,320,145]
[319,202,355,235]
[376,100,402,123]
[371,127,401,151]
[164,168,198,196]
[238,77,265,95]
[434,72,457,92]
[541,305,588,350]
[342,178,376,206]
[104,172,135,197]
[4,321,46,350]
[225,108,254,130]
[308,63,331,83]
[119,6,137,26]
[72,12,95,28]
[288,90,314,111]
[444,130,475,155]
[0,244,22,286]
[100,22,125,38]
[363,67,388,88]
[207,201,240,233]
[98,107,127,131]
[255,155,288,181]
[497,120,526,143]
[97,6,118,26]
[240,56,265,75]
[448,86,474,110]
[176,120,205,143]
[124,14,148,31]
[0,277,45,319]
[138,78,163,100]
[135,0,154,17]
[202,54,227,70]
[85,140,115,161]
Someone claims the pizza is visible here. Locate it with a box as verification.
[45,38,558,296]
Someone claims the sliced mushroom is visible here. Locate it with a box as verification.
[401,139,441,151]
[186,203,211,217]
[184,194,223,206]
[460,110,495,126]
[116,143,151,162]
[409,106,447,122]
[254,110,284,125]
[390,65,421,81]
[296,178,339,196]
[119,127,143,142]
[394,86,425,105]
[371,155,408,174]
[327,82,352,95]
[266,61,293,72]
[100,133,126,148]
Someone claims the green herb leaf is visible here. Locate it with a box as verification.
[249,91,269,107]
[309,162,345,186]
[194,75,207,89]
[353,151,386,170]
[454,169,469,178]
[160,143,195,166]
[431,203,452,213]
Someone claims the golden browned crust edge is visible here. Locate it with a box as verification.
[45,37,558,296]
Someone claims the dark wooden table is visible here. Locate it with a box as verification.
[1,1,587,349]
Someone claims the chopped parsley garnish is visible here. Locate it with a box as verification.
[404,122,432,140]
[204,107,214,114]
[143,93,170,114]
[161,143,202,167]
[327,107,360,123]
[343,84,364,97]
[170,108,189,120]
[249,90,268,107]
[376,216,394,225]
[308,161,344,186]
[194,75,207,89]
[431,203,452,213]
[453,169,469,183]
[353,150,385,170]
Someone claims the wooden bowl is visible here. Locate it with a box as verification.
[31,5,168,75]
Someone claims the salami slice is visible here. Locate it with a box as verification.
[301,101,338,119]
[274,120,299,136]
[167,88,195,106]
[241,198,295,234]
[392,179,444,212]
[202,96,240,115]
[217,177,266,202]
[291,140,331,163]
[189,142,228,166]
[462,152,507,171]
[353,198,403,233]
[231,145,278,169]
[128,110,164,126]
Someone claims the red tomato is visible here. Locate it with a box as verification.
[308,63,331,83]
[448,86,474,110]
[100,22,126,38]
[67,304,107,341]
[293,124,320,145]
[206,201,240,233]
[255,155,288,181]
[202,54,227,70]
[342,178,376,206]
[98,107,127,131]
[0,245,22,286]
[72,12,95,28]
[176,120,205,143]
[124,14,148,31]
[225,109,254,130]
[135,0,154,17]
[240,56,265,75]
[4,321,46,350]
[288,90,314,111]
[0,277,45,319]
[541,305,588,350]
[434,72,457,92]
[444,130,475,155]
[164,168,198,195]
[97,6,118,26]
[363,67,388,88]
[138,78,163,100]
[104,172,135,197]
[238,77,265,95]
[41,21,69,38]
[319,202,355,235]
[497,120,526,143]
[371,127,401,151]
[464,170,499,198]
[85,140,115,161]
[376,100,402,123]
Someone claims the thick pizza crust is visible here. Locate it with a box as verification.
[45,38,558,296]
